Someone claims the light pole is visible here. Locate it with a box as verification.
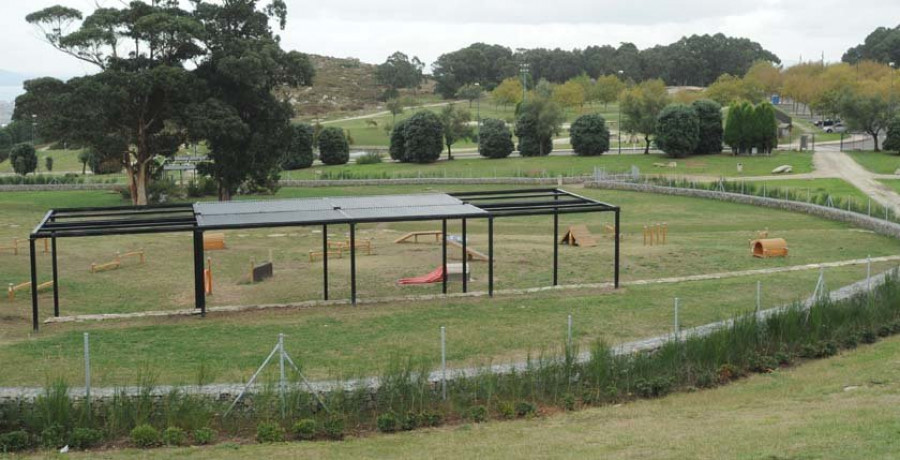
[31,114,37,146]
[617,70,624,155]
[474,82,481,127]
[520,63,530,104]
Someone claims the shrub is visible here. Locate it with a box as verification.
[497,401,515,419]
[478,118,514,159]
[421,410,443,427]
[45,156,54,172]
[861,330,878,344]
[562,393,576,411]
[70,427,103,450]
[468,405,488,423]
[130,424,160,448]
[376,412,399,433]
[884,116,900,154]
[162,426,186,446]
[193,427,216,445]
[655,104,699,158]
[283,123,315,170]
[322,418,345,440]
[40,424,66,449]
[356,151,383,165]
[293,419,317,440]
[0,430,30,452]
[634,376,675,397]
[691,99,723,154]
[10,143,37,176]
[388,119,408,161]
[515,401,538,418]
[186,177,218,198]
[401,412,420,431]
[317,127,350,165]
[515,99,563,157]
[570,114,610,156]
[401,111,444,163]
[256,421,285,443]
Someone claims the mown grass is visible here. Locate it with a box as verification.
[281,151,815,180]
[741,178,870,204]
[846,150,900,175]
[0,185,897,386]
[0,148,86,174]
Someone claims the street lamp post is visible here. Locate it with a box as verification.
[520,63,530,104]
[474,82,481,126]
[617,70,624,155]
[31,114,37,146]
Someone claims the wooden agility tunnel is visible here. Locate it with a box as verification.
[752,238,788,258]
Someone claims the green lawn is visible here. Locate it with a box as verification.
[56,334,900,459]
[847,150,900,175]
[326,102,621,148]
[744,178,870,204]
[880,179,900,195]
[0,185,895,386]
[282,152,815,180]
[0,147,87,174]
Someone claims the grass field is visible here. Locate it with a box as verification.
[0,147,86,174]
[56,334,900,459]
[743,178,870,204]
[0,184,896,386]
[847,150,900,175]
[325,102,621,148]
[282,152,815,180]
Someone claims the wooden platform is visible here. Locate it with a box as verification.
[394,231,442,244]
[560,225,597,247]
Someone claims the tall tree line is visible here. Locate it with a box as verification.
[431,34,780,98]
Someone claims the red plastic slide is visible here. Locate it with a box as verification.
[398,266,445,285]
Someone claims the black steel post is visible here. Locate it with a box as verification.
[322,224,328,301]
[488,217,494,296]
[442,219,448,294]
[51,237,59,317]
[461,219,468,293]
[614,209,621,289]
[29,238,38,331]
[553,210,559,286]
[193,230,206,316]
[350,223,357,305]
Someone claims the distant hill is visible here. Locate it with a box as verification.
[283,55,435,120]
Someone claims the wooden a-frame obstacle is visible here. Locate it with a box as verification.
[560,224,597,247]
[643,223,668,246]
[90,250,145,273]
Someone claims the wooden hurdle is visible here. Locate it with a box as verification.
[249,257,274,283]
[309,250,343,262]
[643,223,668,246]
[329,238,375,255]
[0,238,21,255]
[8,280,54,301]
[204,257,213,295]
[90,249,145,273]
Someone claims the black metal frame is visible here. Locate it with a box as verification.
[27,189,619,331]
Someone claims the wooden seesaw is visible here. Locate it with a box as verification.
[91,250,145,273]
[8,280,54,301]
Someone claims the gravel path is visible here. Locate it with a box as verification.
[813,149,900,214]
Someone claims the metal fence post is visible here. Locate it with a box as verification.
[567,314,573,348]
[756,281,761,313]
[84,333,91,410]
[867,255,872,292]
[279,333,286,419]
[440,326,447,401]
[674,298,680,339]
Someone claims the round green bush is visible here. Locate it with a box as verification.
[514,100,562,157]
[317,127,350,165]
[388,118,408,161]
[162,426,186,446]
[292,419,317,441]
[376,412,399,433]
[283,123,315,169]
[70,427,103,450]
[655,104,699,158]
[255,421,285,443]
[9,143,37,176]
[0,430,31,452]
[691,99,723,154]
[478,118,514,159]
[401,111,444,163]
[192,427,216,445]
[130,424,160,448]
[570,114,610,156]
[322,418,344,440]
[883,116,900,154]
[468,405,488,423]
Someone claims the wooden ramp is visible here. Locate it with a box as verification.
[447,240,489,261]
[394,231,442,244]
[560,225,597,247]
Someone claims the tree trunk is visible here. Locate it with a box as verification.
[135,162,149,206]
[447,143,453,161]
[871,131,880,152]
[643,135,651,154]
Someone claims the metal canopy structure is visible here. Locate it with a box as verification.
[28,188,619,331]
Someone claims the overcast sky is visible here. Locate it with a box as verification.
[1,0,899,85]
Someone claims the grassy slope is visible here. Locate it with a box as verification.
[0,148,86,174]
[54,334,900,459]
[282,152,815,180]
[0,185,896,385]
[744,178,870,203]
[847,150,900,175]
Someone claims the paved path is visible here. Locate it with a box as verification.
[812,149,900,214]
